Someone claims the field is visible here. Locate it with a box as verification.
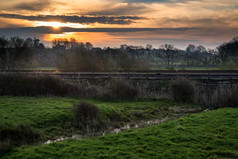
[0,96,199,141]
[0,95,237,159]
[1,107,238,159]
[18,65,233,71]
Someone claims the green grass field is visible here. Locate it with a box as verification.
[1,108,237,159]
[0,96,199,141]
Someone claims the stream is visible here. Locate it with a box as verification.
[44,107,204,145]
[44,117,171,145]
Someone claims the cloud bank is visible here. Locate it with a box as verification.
[13,0,54,11]
[0,26,198,34]
[0,14,146,25]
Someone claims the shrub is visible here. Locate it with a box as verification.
[72,102,100,129]
[0,73,94,97]
[103,79,138,101]
[0,124,40,151]
[170,78,196,103]
[76,84,103,98]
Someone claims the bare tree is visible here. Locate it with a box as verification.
[0,36,35,71]
[85,42,93,50]
[69,38,79,49]
[185,44,198,66]
[198,49,212,66]
[118,52,135,70]
[146,44,153,50]
[0,36,9,71]
[158,44,179,69]
[217,43,231,64]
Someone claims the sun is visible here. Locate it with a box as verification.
[35,22,63,29]
[51,22,61,29]
[33,21,88,29]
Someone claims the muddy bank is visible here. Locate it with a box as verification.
[44,107,204,145]
[44,117,179,144]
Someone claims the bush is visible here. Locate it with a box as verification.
[103,79,138,101]
[76,84,103,98]
[0,124,40,151]
[0,73,98,97]
[170,78,196,103]
[72,102,100,130]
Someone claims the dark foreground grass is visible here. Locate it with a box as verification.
[0,96,198,141]
[1,108,238,159]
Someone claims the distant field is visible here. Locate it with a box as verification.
[2,108,238,159]
[150,66,220,71]
[20,66,223,71]
[21,67,57,71]
[0,96,198,141]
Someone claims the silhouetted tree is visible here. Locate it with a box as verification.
[217,43,231,64]
[185,44,198,66]
[25,38,34,47]
[198,47,212,66]
[230,36,238,57]
[0,36,9,70]
[146,44,153,50]
[158,44,179,69]
[0,36,35,71]
[69,38,79,49]
[85,42,93,50]
[118,52,135,70]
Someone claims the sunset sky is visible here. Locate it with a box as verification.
[0,0,238,49]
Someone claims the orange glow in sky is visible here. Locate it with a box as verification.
[0,0,238,48]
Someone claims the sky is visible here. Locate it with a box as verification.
[0,0,238,49]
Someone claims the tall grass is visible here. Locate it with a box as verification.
[170,78,196,103]
[103,79,139,101]
[210,85,238,108]
[0,73,100,98]
[169,78,238,108]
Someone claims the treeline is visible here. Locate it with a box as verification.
[0,36,238,71]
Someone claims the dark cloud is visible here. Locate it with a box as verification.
[0,26,58,34]
[161,17,228,27]
[0,14,146,25]
[116,37,201,43]
[85,3,154,15]
[0,26,198,34]
[125,0,166,3]
[116,37,202,48]
[124,0,199,3]
[13,0,53,11]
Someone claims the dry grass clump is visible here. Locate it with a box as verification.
[103,79,139,101]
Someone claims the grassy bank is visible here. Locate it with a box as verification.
[0,96,199,141]
[1,108,238,158]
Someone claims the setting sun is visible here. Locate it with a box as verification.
[32,21,88,29]
[51,22,60,29]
